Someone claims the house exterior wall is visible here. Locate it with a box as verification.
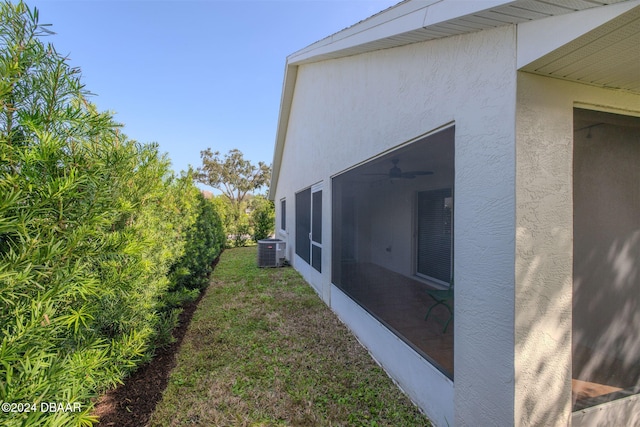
[274,25,518,426]
[515,72,640,426]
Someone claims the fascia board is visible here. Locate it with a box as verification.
[517,0,640,69]
[288,0,514,65]
[268,63,297,200]
[423,0,515,27]
[287,1,434,65]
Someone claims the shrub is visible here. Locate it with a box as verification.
[0,3,224,425]
[250,196,275,242]
[170,191,225,292]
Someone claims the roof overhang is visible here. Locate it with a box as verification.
[268,0,640,199]
[518,1,640,92]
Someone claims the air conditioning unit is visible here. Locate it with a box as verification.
[257,239,286,268]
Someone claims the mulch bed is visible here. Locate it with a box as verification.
[93,257,221,426]
[92,291,204,426]
[93,254,222,427]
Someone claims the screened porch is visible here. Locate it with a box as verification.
[331,126,455,378]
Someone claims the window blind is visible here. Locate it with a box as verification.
[417,189,453,284]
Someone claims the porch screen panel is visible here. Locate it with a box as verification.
[572,108,640,410]
[295,189,311,263]
[342,197,356,261]
[312,190,322,244]
[312,246,322,272]
[417,189,452,284]
[311,190,322,272]
[331,125,455,379]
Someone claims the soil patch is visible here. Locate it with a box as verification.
[92,291,205,427]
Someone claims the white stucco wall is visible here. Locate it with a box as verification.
[274,25,518,426]
[332,285,455,425]
[515,72,640,426]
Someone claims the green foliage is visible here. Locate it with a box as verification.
[0,3,225,425]
[209,195,247,248]
[170,192,225,292]
[195,148,272,247]
[249,195,275,242]
[195,148,270,213]
[232,217,251,248]
[209,194,275,248]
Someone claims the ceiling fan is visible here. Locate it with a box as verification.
[365,158,433,180]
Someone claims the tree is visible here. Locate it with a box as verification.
[196,149,271,247]
[250,195,275,242]
[195,148,270,216]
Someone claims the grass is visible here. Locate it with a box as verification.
[149,247,432,427]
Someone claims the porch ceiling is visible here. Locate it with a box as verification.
[519,5,640,93]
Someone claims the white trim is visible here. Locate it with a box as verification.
[288,0,439,64]
[311,181,323,193]
[572,393,640,426]
[573,102,640,118]
[294,254,323,296]
[268,64,298,200]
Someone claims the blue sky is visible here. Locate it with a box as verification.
[25,0,399,189]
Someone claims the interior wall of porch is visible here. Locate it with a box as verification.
[515,72,640,426]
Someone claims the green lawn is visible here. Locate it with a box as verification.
[149,247,431,426]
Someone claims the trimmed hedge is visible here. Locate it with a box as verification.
[0,2,224,426]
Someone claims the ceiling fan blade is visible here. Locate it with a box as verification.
[403,170,433,176]
[361,159,433,180]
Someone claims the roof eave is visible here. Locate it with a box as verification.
[287,0,514,66]
[268,0,636,199]
[268,64,297,201]
[269,0,517,199]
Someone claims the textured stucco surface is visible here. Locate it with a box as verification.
[515,73,640,426]
[274,25,518,426]
[274,10,640,425]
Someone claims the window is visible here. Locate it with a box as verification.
[417,189,453,285]
[332,125,455,377]
[295,184,322,272]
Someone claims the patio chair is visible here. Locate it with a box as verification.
[424,279,453,334]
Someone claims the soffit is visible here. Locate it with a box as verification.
[288,0,630,65]
[520,5,640,93]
